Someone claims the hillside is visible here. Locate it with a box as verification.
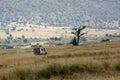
[0,0,120,29]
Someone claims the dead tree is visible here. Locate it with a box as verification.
[71,26,87,46]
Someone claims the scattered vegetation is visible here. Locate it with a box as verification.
[1,0,120,29]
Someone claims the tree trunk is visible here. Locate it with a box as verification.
[76,35,79,45]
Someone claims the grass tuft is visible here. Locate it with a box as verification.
[114,62,120,71]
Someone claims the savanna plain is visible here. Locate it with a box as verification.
[0,40,120,80]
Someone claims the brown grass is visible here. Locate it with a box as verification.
[0,40,120,80]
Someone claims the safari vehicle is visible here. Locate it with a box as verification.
[33,46,47,55]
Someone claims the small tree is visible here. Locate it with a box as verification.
[71,26,87,46]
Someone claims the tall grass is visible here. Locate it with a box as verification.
[0,40,120,80]
[1,61,120,80]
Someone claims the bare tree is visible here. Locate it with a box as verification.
[71,26,87,46]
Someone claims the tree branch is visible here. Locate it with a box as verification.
[79,26,86,30]
[79,31,88,37]
[71,32,76,35]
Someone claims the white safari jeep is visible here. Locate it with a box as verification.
[33,46,47,55]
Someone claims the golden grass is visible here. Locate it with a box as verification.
[0,40,120,80]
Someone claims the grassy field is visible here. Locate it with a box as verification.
[0,40,120,80]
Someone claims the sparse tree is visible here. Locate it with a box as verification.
[71,26,87,46]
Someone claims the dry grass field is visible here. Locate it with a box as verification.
[0,40,120,80]
[0,25,120,40]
